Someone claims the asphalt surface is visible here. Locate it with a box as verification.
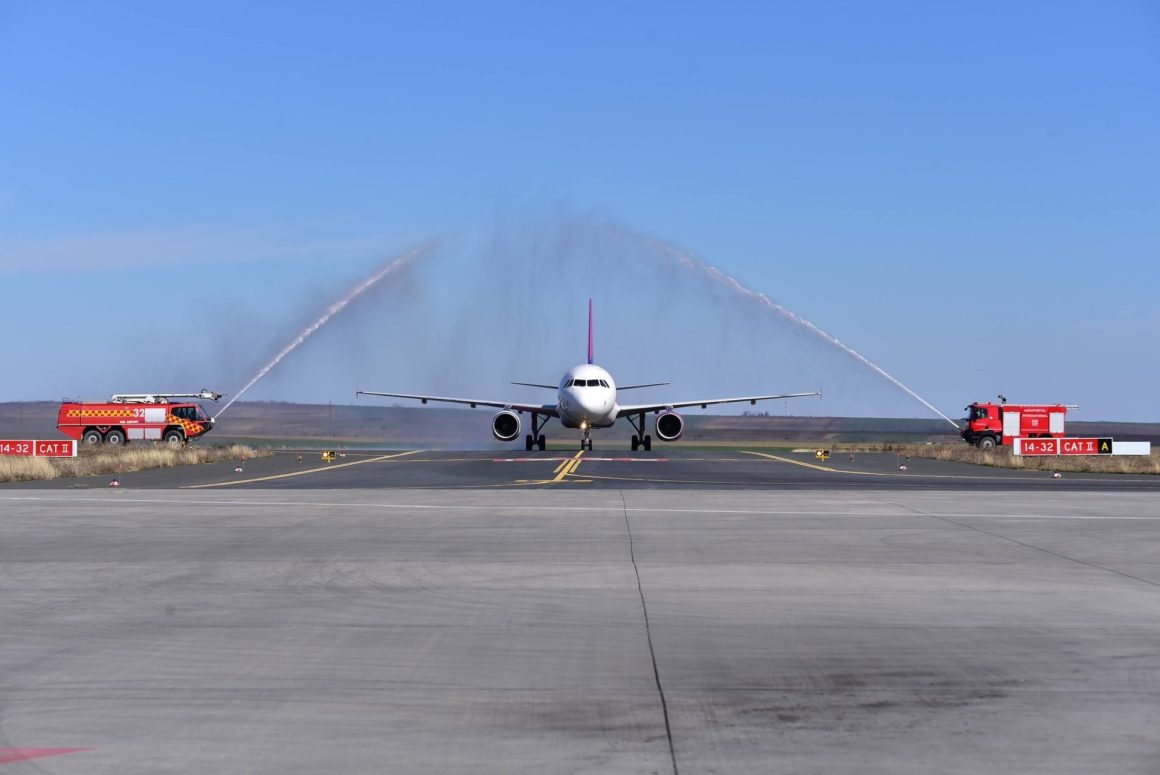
[3,450,1160,771]
[5,448,1160,491]
[0,487,1158,773]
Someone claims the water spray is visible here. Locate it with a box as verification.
[636,236,960,429]
[215,241,436,419]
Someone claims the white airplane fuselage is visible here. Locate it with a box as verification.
[557,364,618,429]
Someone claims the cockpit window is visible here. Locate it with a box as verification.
[586,379,599,387]
[599,380,609,387]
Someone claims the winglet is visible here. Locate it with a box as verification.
[587,298,594,364]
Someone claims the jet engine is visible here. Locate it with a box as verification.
[654,411,684,441]
[491,410,521,442]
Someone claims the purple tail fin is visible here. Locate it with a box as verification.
[587,299,594,364]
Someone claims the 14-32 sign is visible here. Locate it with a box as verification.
[0,439,78,457]
[1016,438,1113,456]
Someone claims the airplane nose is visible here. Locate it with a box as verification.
[578,394,604,416]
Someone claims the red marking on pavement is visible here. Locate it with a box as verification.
[0,749,90,764]
[493,458,571,462]
[493,457,667,463]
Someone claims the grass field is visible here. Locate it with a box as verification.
[0,444,266,483]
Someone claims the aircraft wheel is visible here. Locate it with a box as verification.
[643,435,652,451]
[525,435,534,451]
[537,435,546,451]
[631,435,639,451]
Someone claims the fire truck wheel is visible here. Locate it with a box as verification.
[105,429,126,446]
[978,436,997,450]
[163,430,185,445]
[82,429,103,446]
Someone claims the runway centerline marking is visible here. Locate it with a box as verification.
[184,450,418,488]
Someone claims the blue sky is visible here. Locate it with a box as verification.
[1,2,1157,421]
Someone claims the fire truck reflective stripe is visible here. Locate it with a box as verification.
[65,409,137,418]
[167,416,204,436]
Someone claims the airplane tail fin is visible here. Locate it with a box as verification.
[587,298,594,364]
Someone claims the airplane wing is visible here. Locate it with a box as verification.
[357,390,560,417]
[617,391,820,417]
[617,382,670,391]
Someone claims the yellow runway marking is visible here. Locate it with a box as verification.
[741,450,891,476]
[553,450,585,482]
[185,450,418,489]
[740,450,1079,482]
[511,450,587,485]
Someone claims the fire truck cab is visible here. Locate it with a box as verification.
[57,390,222,447]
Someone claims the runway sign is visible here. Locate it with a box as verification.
[0,440,78,457]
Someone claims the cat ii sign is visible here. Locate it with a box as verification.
[1014,438,1150,456]
[0,440,78,457]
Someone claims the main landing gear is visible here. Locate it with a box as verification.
[628,412,652,451]
[524,413,548,451]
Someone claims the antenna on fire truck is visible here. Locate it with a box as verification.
[109,389,224,404]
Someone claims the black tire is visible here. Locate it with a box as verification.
[537,435,546,451]
[631,435,639,451]
[105,429,126,446]
[978,436,997,450]
[643,435,652,452]
[163,429,185,445]
[81,429,103,446]
[525,435,534,451]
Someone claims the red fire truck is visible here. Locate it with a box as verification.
[57,390,223,447]
[961,396,1074,449]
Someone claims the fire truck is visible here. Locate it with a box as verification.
[57,390,223,447]
[961,395,1074,449]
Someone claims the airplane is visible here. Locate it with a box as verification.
[357,300,820,451]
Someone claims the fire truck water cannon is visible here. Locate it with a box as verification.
[58,389,225,447]
[109,389,224,404]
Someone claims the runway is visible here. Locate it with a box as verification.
[2,451,1159,772]
[5,448,1159,491]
